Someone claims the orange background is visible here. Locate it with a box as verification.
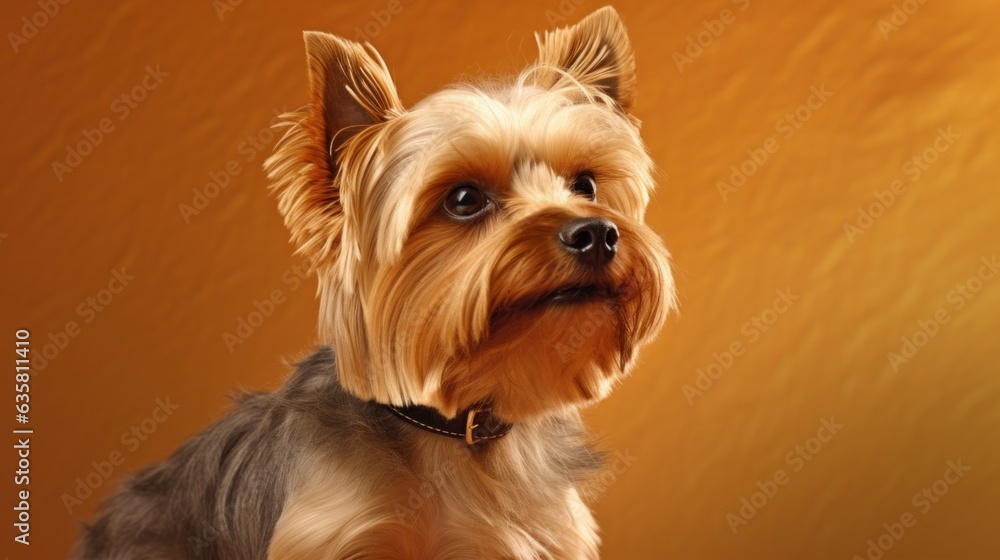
[2,1,999,558]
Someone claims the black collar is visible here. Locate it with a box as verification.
[384,403,512,445]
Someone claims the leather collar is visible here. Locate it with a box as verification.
[384,403,512,445]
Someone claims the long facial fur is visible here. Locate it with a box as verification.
[266,7,676,421]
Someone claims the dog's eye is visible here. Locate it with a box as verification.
[444,185,489,218]
[570,173,597,200]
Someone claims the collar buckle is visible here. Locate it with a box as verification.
[384,402,511,445]
[465,408,480,445]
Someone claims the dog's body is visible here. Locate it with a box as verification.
[76,7,674,559]
[74,348,602,559]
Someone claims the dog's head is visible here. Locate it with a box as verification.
[266,7,675,421]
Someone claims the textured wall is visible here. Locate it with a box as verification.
[2,1,998,558]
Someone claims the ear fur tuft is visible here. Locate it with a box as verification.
[535,6,637,111]
[264,32,402,270]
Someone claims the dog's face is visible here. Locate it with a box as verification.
[267,7,675,421]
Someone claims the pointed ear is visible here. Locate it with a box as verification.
[534,6,637,111]
[304,31,403,152]
[266,32,402,270]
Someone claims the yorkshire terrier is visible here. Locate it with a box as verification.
[74,6,675,559]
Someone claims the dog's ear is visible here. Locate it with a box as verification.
[266,32,403,269]
[535,6,637,112]
[303,31,403,151]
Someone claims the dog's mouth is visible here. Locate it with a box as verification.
[541,283,612,304]
[524,281,624,311]
[488,280,626,331]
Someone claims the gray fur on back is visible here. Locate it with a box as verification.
[73,347,396,560]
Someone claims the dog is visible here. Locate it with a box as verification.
[74,6,675,559]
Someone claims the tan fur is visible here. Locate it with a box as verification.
[269,417,601,560]
[263,7,675,559]
[534,5,637,111]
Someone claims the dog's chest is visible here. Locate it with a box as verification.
[375,462,599,559]
[268,442,600,560]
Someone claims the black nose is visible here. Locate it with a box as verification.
[558,218,618,266]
